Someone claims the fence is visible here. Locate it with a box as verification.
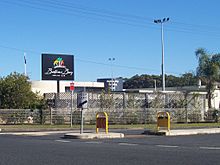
[0,91,214,125]
[0,109,41,124]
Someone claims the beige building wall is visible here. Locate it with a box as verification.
[31,80,104,95]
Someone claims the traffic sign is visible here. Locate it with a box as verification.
[70,82,74,91]
[77,92,88,109]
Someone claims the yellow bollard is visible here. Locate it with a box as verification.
[157,112,170,131]
[96,112,108,134]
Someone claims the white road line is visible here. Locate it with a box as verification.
[55,140,71,143]
[200,147,220,150]
[0,132,49,136]
[118,143,138,146]
[85,141,103,144]
[156,145,179,148]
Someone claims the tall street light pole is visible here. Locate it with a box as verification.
[154,17,169,91]
[24,52,27,76]
[108,57,115,91]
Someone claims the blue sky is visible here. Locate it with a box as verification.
[1,0,220,81]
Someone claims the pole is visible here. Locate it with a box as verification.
[161,23,165,91]
[109,58,115,91]
[56,80,60,108]
[50,106,52,125]
[57,80,60,93]
[111,60,113,91]
[154,18,169,92]
[80,108,83,134]
[70,90,73,127]
[24,52,27,76]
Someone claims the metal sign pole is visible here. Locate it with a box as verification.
[57,80,60,93]
[80,107,83,134]
[70,82,74,128]
[77,91,88,134]
[70,90,73,128]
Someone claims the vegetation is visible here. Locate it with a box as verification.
[0,72,45,109]
[99,89,114,110]
[123,47,220,110]
[1,123,220,131]
[123,72,197,89]
[195,48,220,108]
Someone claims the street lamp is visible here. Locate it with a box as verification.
[108,58,115,91]
[154,17,169,91]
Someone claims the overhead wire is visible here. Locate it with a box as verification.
[18,0,220,37]
[0,0,214,76]
[1,0,220,38]
[0,43,181,75]
[0,0,156,29]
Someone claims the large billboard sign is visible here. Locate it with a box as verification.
[42,54,74,80]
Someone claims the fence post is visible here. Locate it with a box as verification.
[165,94,169,109]
[184,92,188,123]
[50,106,53,125]
[123,92,126,109]
[144,93,148,124]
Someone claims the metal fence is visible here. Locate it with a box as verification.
[0,91,215,125]
[0,109,41,124]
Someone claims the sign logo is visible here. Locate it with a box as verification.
[53,57,65,68]
[42,54,74,80]
[44,57,73,77]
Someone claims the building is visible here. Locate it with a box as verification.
[97,78,123,92]
[124,85,220,110]
[31,80,104,95]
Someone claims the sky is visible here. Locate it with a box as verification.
[1,0,220,82]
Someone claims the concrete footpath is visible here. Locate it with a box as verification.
[0,130,124,139]
[1,127,220,138]
[64,132,124,139]
[144,128,220,136]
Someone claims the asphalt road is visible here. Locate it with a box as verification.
[0,131,220,165]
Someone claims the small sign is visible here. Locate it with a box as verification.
[77,92,88,109]
[70,82,75,91]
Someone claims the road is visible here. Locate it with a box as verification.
[0,130,220,165]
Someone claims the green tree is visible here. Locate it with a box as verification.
[123,73,197,89]
[0,72,44,109]
[195,48,220,108]
[180,72,197,86]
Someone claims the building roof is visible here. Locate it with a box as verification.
[123,85,210,94]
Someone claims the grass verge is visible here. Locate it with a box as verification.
[0,122,220,131]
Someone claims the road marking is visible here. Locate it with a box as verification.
[118,143,138,146]
[85,141,103,144]
[156,145,179,148]
[55,140,71,143]
[0,132,50,136]
[200,147,220,150]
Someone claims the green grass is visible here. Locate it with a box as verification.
[108,122,220,130]
[1,122,220,131]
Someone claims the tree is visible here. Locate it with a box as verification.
[195,48,220,108]
[0,72,44,109]
[180,72,197,87]
[123,73,197,89]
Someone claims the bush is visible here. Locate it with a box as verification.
[53,115,65,125]
[212,109,219,123]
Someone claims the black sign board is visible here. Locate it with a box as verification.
[42,54,74,80]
